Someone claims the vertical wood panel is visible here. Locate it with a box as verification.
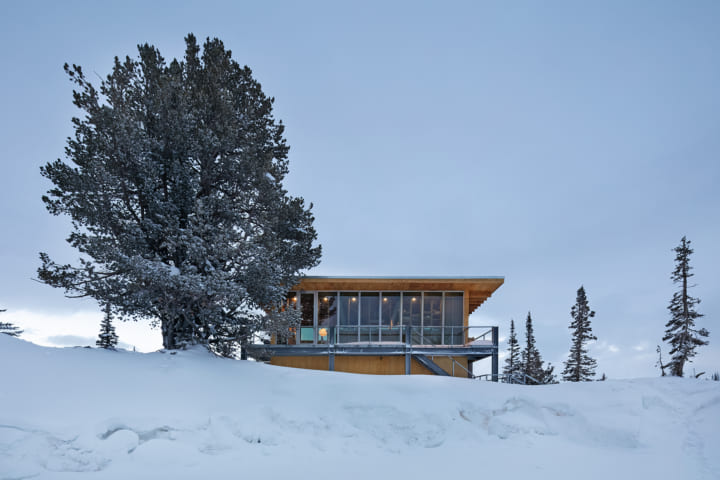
[270,355,468,377]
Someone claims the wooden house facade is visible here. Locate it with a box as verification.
[246,276,504,379]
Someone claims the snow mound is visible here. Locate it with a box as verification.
[1,334,718,479]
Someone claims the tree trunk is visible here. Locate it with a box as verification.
[162,318,175,350]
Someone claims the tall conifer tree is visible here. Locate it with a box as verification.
[662,237,708,376]
[521,312,539,381]
[520,312,557,385]
[562,286,597,381]
[503,318,521,380]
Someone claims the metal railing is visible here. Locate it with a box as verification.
[475,372,544,384]
[258,324,501,380]
[292,324,497,346]
[451,357,475,377]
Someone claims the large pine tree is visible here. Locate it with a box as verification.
[662,237,708,377]
[503,318,521,381]
[562,286,598,382]
[38,35,321,350]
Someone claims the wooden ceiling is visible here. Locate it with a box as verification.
[293,277,504,314]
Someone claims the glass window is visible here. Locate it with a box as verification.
[444,292,464,345]
[360,292,379,342]
[287,291,298,310]
[423,293,442,345]
[402,292,421,344]
[360,293,379,325]
[381,292,401,342]
[339,292,358,325]
[300,293,314,343]
[381,293,400,326]
[317,292,337,344]
[338,292,359,343]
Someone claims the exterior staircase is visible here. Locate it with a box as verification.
[413,354,449,376]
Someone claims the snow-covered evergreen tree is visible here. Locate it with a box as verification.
[562,286,598,381]
[503,318,521,380]
[520,312,556,385]
[662,237,708,377]
[540,363,558,385]
[520,312,541,381]
[0,309,23,337]
[208,320,243,359]
[96,305,118,349]
[38,35,321,350]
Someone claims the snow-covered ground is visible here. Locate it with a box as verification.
[1,334,718,480]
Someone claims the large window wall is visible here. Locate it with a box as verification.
[283,291,465,345]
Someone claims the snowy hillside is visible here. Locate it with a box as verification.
[1,335,718,480]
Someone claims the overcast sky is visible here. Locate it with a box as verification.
[1,1,718,378]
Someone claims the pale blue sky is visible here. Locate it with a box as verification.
[1,1,718,377]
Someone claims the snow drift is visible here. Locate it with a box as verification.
[1,334,718,479]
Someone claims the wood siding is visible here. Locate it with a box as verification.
[270,356,328,371]
[270,355,470,378]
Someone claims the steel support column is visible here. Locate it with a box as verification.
[404,324,411,375]
[491,326,499,382]
[329,326,335,371]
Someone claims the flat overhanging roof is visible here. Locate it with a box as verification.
[293,276,504,313]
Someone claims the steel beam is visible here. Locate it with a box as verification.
[246,343,495,358]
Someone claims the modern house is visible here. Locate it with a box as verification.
[246,276,504,379]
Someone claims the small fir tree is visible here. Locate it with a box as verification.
[662,237,708,377]
[540,363,558,385]
[0,309,23,337]
[503,318,521,381]
[208,317,246,359]
[562,286,598,382]
[96,305,118,349]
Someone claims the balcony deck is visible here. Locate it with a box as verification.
[247,341,495,358]
[246,325,499,367]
